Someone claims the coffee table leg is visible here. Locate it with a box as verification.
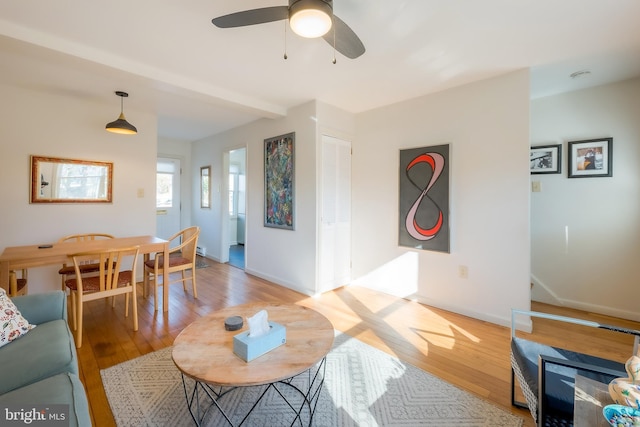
[278,356,327,427]
[306,356,327,420]
[180,358,327,427]
[181,374,235,426]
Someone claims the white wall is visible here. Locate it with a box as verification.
[351,70,532,326]
[0,84,158,293]
[2,71,533,328]
[191,72,531,326]
[192,102,319,295]
[530,77,640,321]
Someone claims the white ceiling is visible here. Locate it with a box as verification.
[1,0,640,141]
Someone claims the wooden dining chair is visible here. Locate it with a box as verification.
[57,233,115,291]
[8,269,28,297]
[65,246,139,348]
[143,226,200,311]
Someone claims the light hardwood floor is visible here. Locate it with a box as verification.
[75,259,640,426]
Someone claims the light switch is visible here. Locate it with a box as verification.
[459,265,468,279]
[531,181,541,192]
[137,188,144,198]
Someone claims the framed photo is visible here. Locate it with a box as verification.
[568,138,612,178]
[264,132,295,230]
[530,144,561,174]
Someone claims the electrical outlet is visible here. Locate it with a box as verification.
[459,265,468,279]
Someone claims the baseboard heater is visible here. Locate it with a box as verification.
[196,246,206,257]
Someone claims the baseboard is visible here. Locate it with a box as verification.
[201,254,221,263]
[243,267,315,297]
[558,298,640,323]
[531,274,640,322]
[530,274,563,305]
[410,294,515,329]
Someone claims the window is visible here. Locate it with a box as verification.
[228,164,245,217]
[200,166,211,208]
[156,160,176,208]
[228,167,237,216]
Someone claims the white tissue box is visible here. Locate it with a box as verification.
[233,322,286,362]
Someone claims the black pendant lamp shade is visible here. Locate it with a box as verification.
[106,91,137,135]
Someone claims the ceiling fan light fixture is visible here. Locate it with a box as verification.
[289,0,332,38]
[106,91,137,135]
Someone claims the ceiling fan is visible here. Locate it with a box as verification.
[211,0,365,59]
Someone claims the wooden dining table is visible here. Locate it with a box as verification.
[0,235,172,312]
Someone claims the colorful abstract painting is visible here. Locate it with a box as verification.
[399,144,450,252]
[264,132,295,230]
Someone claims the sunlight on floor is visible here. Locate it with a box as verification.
[325,334,409,426]
[307,290,480,361]
[347,252,481,354]
[306,250,482,361]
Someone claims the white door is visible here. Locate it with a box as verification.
[156,157,181,242]
[319,135,351,293]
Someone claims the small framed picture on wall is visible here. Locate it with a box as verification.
[567,138,612,178]
[530,144,561,174]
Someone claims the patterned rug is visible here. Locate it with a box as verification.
[101,333,523,426]
[195,258,209,269]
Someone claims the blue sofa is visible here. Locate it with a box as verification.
[0,291,91,426]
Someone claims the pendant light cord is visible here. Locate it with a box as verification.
[332,18,337,64]
[284,20,288,60]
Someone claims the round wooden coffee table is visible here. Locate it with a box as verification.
[172,303,334,426]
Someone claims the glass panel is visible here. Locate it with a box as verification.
[156,172,173,208]
[229,172,239,216]
[238,174,246,215]
[200,166,211,208]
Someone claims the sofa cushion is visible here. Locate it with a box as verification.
[0,372,91,427]
[0,288,35,348]
[12,291,67,325]
[0,319,78,395]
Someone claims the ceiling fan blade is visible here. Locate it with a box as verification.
[212,6,289,28]
[322,15,365,59]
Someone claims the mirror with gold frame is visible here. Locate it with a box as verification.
[30,155,113,203]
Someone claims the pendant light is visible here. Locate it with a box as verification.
[105,91,137,135]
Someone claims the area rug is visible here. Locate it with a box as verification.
[101,333,523,426]
[195,258,209,269]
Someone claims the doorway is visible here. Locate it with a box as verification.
[155,157,181,241]
[228,148,246,269]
